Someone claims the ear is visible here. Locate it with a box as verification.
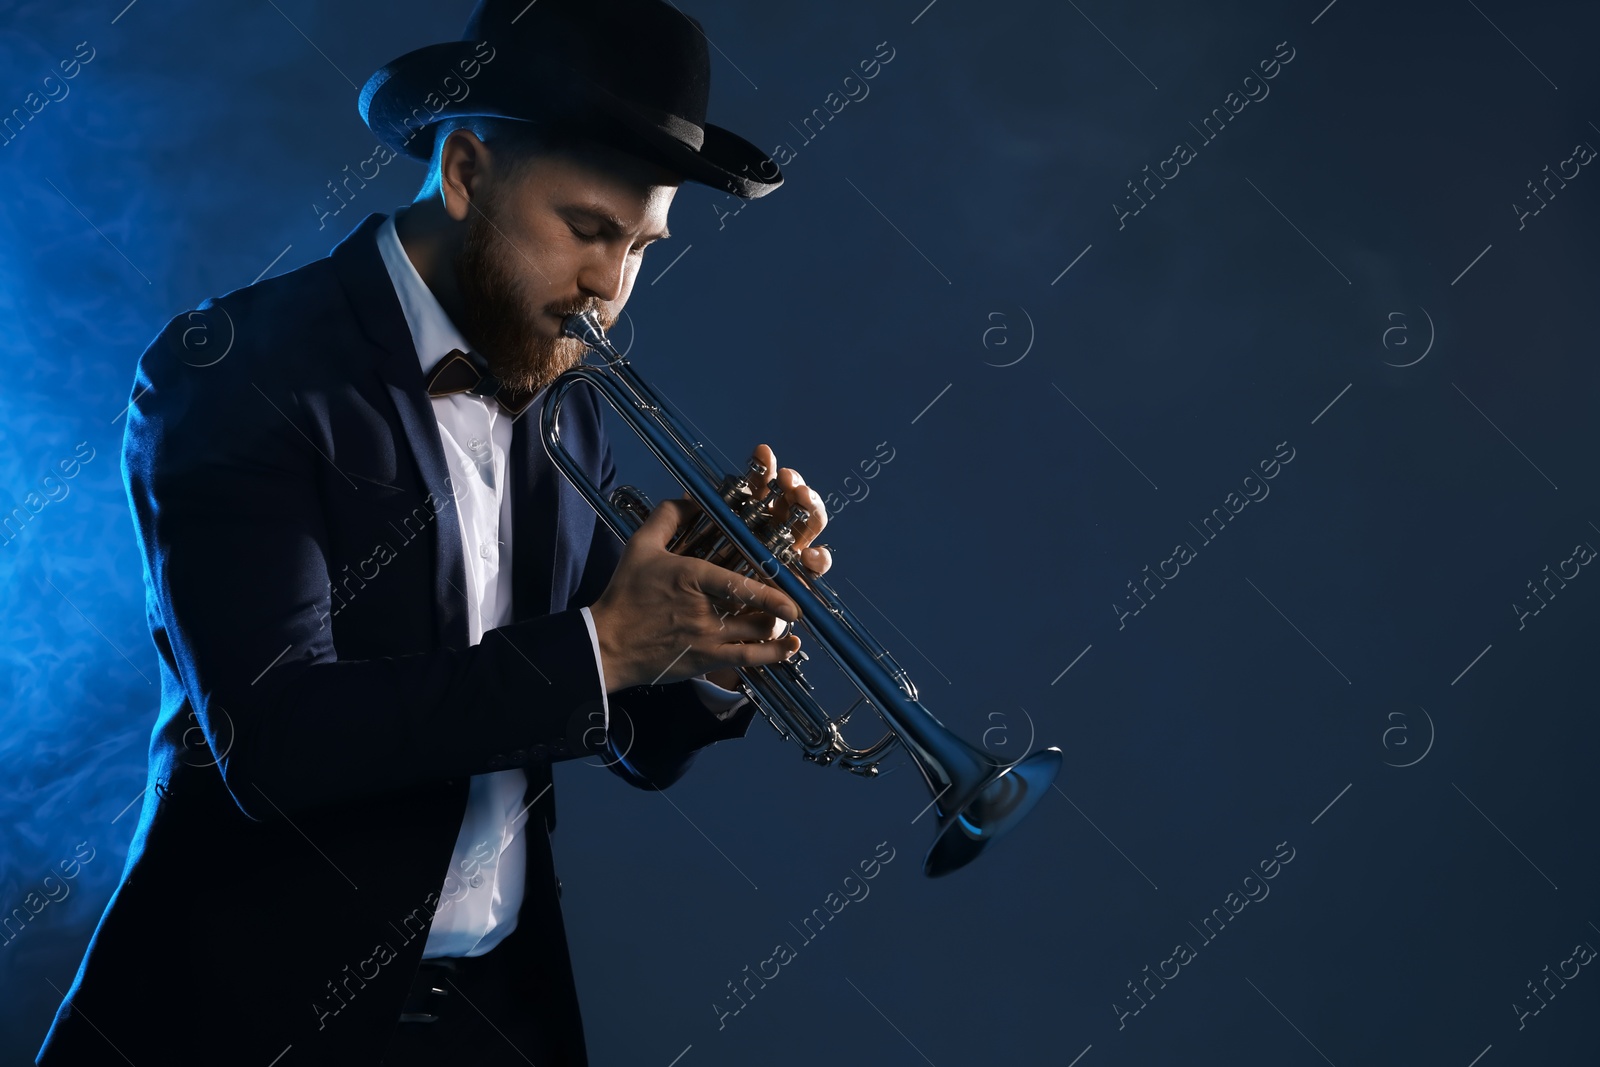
[437,128,489,223]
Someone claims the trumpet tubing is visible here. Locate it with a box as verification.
[546,310,1062,877]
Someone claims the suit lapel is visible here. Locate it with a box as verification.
[511,405,562,620]
[330,212,471,650]
[327,213,602,643]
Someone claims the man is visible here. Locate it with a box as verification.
[35,0,828,1062]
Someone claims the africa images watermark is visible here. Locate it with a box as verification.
[819,440,896,520]
[0,840,97,948]
[1112,839,1297,1030]
[0,440,98,550]
[312,40,498,231]
[433,839,501,916]
[1113,39,1297,230]
[1512,931,1596,1031]
[712,840,897,1031]
[312,888,442,1031]
[1511,536,1594,630]
[315,482,453,629]
[1,39,97,149]
[711,39,897,232]
[1511,135,1596,231]
[1113,440,1296,629]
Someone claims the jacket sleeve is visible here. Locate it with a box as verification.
[566,400,758,792]
[124,311,607,822]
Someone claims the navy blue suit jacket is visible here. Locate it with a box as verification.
[36,212,754,1065]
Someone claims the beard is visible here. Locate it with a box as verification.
[452,193,614,396]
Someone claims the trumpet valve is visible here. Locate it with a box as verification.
[607,485,655,529]
[755,503,809,562]
[777,649,812,689]
[718,469,756,507]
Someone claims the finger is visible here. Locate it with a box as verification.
[774,472,827,551]
[751,444,778,495]
[712,610,791,642]
[799,544,831,575]
[689,561,800,621]
[709,632,802,670]
[630,496,694,550]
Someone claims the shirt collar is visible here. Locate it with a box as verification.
[375,211,476,379]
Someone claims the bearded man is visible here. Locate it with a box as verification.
[35,0,831,1063]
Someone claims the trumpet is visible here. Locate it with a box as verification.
[543,310,1061,877]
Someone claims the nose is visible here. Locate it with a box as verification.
[576,246,631,305]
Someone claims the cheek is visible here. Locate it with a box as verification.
[493,239,551,306]
[618,257,645,297]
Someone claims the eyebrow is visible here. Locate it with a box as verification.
[562,204,670,243]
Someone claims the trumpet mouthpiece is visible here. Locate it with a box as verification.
[561,309,606,343]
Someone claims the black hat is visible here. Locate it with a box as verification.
[358,0,782,199]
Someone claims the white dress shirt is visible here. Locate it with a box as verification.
[373,212,746,959]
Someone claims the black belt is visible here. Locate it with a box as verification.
[398,957,468,1025]
[400,880,561,1025]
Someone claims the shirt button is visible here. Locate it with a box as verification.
[479,542,490,559]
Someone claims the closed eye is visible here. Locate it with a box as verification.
[569,223,655,256]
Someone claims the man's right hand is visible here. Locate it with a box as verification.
[587,497,802,692]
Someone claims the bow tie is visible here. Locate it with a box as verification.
[422,349,537,420]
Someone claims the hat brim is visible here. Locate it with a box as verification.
[359,41,783,200]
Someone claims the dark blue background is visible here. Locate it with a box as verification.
[3,0,1598,1064]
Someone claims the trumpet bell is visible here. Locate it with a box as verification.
[925,748,1063,877]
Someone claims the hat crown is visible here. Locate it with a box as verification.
[358,0,782,199]
[464,0,711,129]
